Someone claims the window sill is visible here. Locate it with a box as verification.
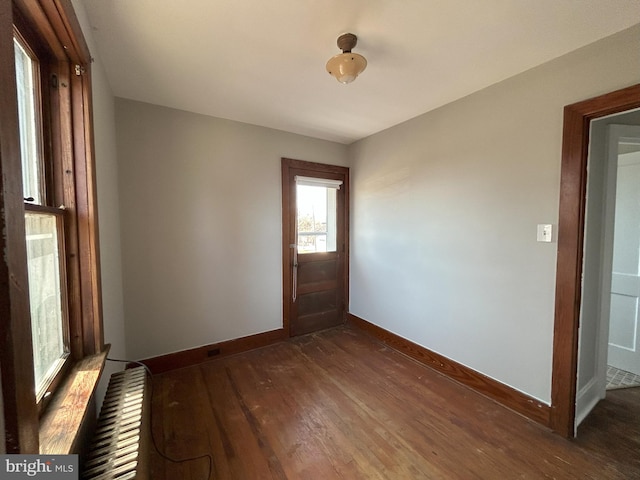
[39,346,109,454]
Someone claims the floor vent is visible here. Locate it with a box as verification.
[82,366,149,480]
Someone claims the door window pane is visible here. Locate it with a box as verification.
[25,212,68,399]
[297,185,337,253]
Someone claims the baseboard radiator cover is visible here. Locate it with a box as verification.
[82,366,150,480]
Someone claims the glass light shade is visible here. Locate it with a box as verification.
[326,53,367,84]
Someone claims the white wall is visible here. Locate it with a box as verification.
[72,0,127,402]
[349,24,640,404]
[115,100,348,360]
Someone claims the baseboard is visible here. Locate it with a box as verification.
[137,328,287,374]
[348,313,551,428]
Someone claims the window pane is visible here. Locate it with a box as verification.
[25,212,68,399]
[297,185,337,253]
[14,38,44,205]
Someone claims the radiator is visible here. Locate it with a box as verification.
[82,366,150,480]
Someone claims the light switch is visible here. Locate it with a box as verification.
[537,224,553,242]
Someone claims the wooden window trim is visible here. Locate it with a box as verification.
[0,0,103,453]
[13,16,54,206]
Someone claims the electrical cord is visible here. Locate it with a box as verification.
[106,358,213,480]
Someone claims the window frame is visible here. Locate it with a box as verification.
[0,0,103,454]
[14,16,73,415]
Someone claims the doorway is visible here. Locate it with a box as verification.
[550,83,640,437]
[281,158,349,337]
[605,125,640,384]
[575,119,640,429]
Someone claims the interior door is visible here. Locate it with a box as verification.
[574,123,640,430]
[608,125,640,376]
[282,158,349,337]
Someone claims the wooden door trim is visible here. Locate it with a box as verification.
[281,158,350,337]
[551,83,640,437]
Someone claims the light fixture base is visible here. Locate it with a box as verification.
[337,33,358,53]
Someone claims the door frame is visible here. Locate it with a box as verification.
[281,158,350,337]
[551,83,640,437]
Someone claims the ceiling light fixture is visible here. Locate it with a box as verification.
[326,33,367,84]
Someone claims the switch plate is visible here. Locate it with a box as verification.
[537,224,552,242]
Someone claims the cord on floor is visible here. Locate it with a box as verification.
[106,358,213,480]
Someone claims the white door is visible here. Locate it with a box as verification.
[608,126,640,376]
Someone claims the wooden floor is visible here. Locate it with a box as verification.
[150,326,640,479]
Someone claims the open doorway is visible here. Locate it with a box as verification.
[602,124,640,390]
[574,114,640,430]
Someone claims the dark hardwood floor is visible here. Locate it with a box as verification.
[149,326,640,479]
[575,385,640,475]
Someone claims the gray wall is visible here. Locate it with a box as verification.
[348,24,640,404]
[115,100,349,360]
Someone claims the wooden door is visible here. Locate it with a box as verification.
[282,158,349,337]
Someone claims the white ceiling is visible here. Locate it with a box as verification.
[81,0,640,144]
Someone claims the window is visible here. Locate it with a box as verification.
[14,37,44,205]
[14,32,71,405]
[295,176,342,253]
[0,0,103,453]
[24,210,69,401]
